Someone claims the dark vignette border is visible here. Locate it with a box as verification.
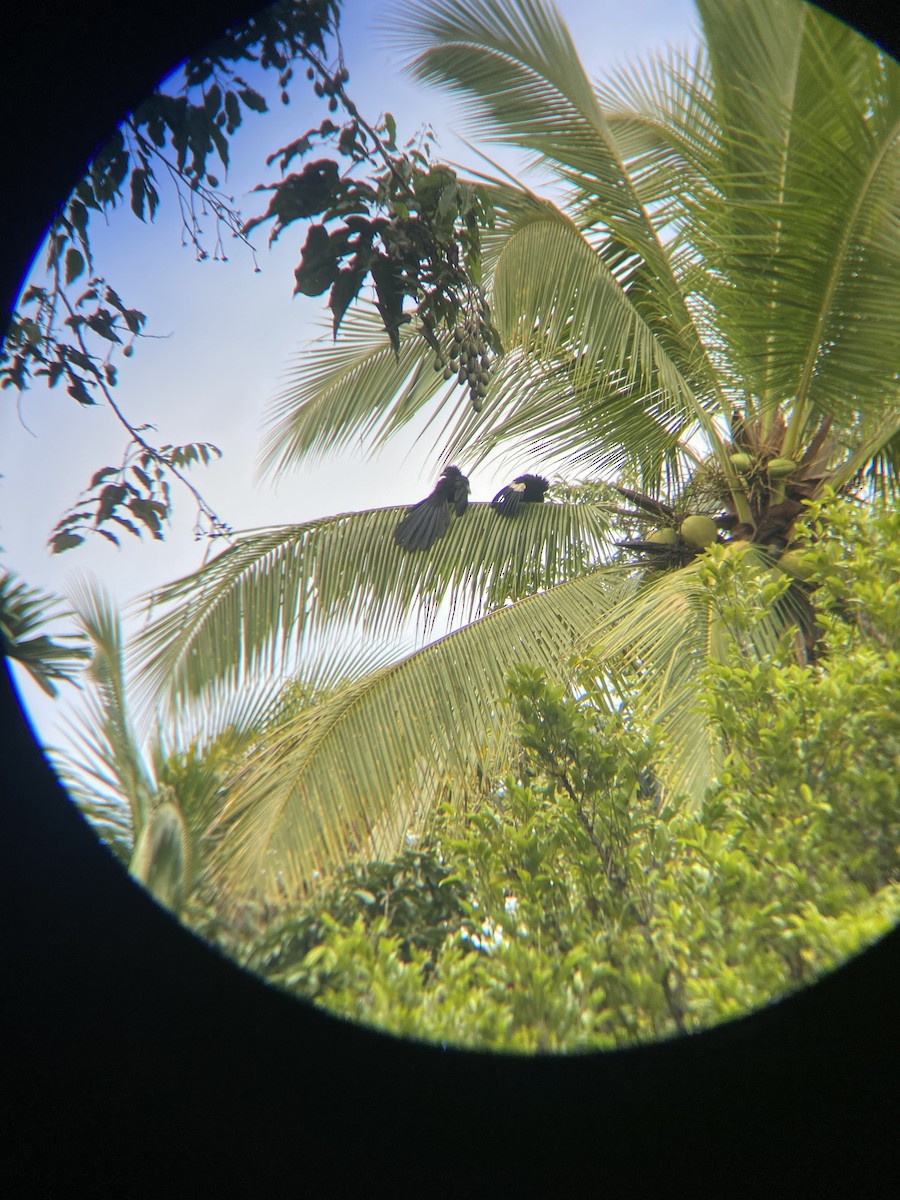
[1,2,898,1190]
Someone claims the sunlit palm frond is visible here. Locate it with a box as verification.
[258,307,456,481]
[390,1,733,426]
[383,0,614,179]
[48,579,156,858]
[436,343,697,490]
[47,685,137,864]
[674,1,900,433]
[487,205,716,425]
[210,561,639,902]
[208,536,819,901]
[825,408,900,496]
[133,499,613,720]
[587,542,813,806]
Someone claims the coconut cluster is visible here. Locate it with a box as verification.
[729,450,798,479]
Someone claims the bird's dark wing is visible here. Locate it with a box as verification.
[490,474,548,517]
[451,472,470,516]
[490,480,528,517]
[394,494,451,551]
[394,466,470,551]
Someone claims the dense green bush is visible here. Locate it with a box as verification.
[202,495,900,1052]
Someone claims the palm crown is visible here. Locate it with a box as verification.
[133,0,900,904]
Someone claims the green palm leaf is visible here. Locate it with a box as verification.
[666,1,900,439]
[388,0,732,418]
[587,543,807,807]
[49,580,156,859]
[258,307,453,480]
[134,498,613,719]
[210,561,638,901]
[0,570,88,698]
[437,345,696,488]
[209,539,817,901]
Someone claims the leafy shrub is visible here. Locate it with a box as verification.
[202,495,900,1052]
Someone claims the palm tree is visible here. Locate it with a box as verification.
[134,0,899,905]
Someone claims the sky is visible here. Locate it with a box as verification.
[1,0,700,752]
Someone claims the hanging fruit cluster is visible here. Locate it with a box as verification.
[431,291,494,412]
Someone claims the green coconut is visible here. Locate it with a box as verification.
[729,452,752,473]
[766,456,797,478]
[648,527,678,545]
[679,514,718,550]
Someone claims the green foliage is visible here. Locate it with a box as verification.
[208,847,471,992]
[143,0,900,883]
[48,441,223,553]
[6,0,501,551]
[246,107,496,387]
[211,495,900,1052]
[2,3,340,549]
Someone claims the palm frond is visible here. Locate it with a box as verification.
[258,307,457,481]
[133,499,613,719]
[0,570,88,697]
[436,342,697,491]
[388,0,734,435]
[48,579,157,858]
[210,561,639,902]
[209,533,821,902]
[588,544,804,806]
[129,799,192,913]
[675,1,900,429]
[383,0,614,178]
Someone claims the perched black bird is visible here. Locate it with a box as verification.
[490,474,549,517]
[394,465,470,552]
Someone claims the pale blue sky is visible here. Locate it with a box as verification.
[1,0,699,747]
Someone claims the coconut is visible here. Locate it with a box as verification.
[679,514,718,550]
[729,452,752,473]
[766,456,797,478]
[648,527,678,545]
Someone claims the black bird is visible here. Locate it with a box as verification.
[490,474,549,517]
[394,465,470,552]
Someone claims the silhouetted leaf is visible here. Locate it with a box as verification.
[329,256,370,337]
[294,223,339,296]
[371,254,406,354]
[129,498,164,539]
[65,248,85,284]
[67,378,95,406]
[88,467,117,489]
[224,90,241,130]
[97,484,128,522]
[130,169,148,221]
[50,532,85,554]
[238,86,267,113]
[85,311,122,344]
